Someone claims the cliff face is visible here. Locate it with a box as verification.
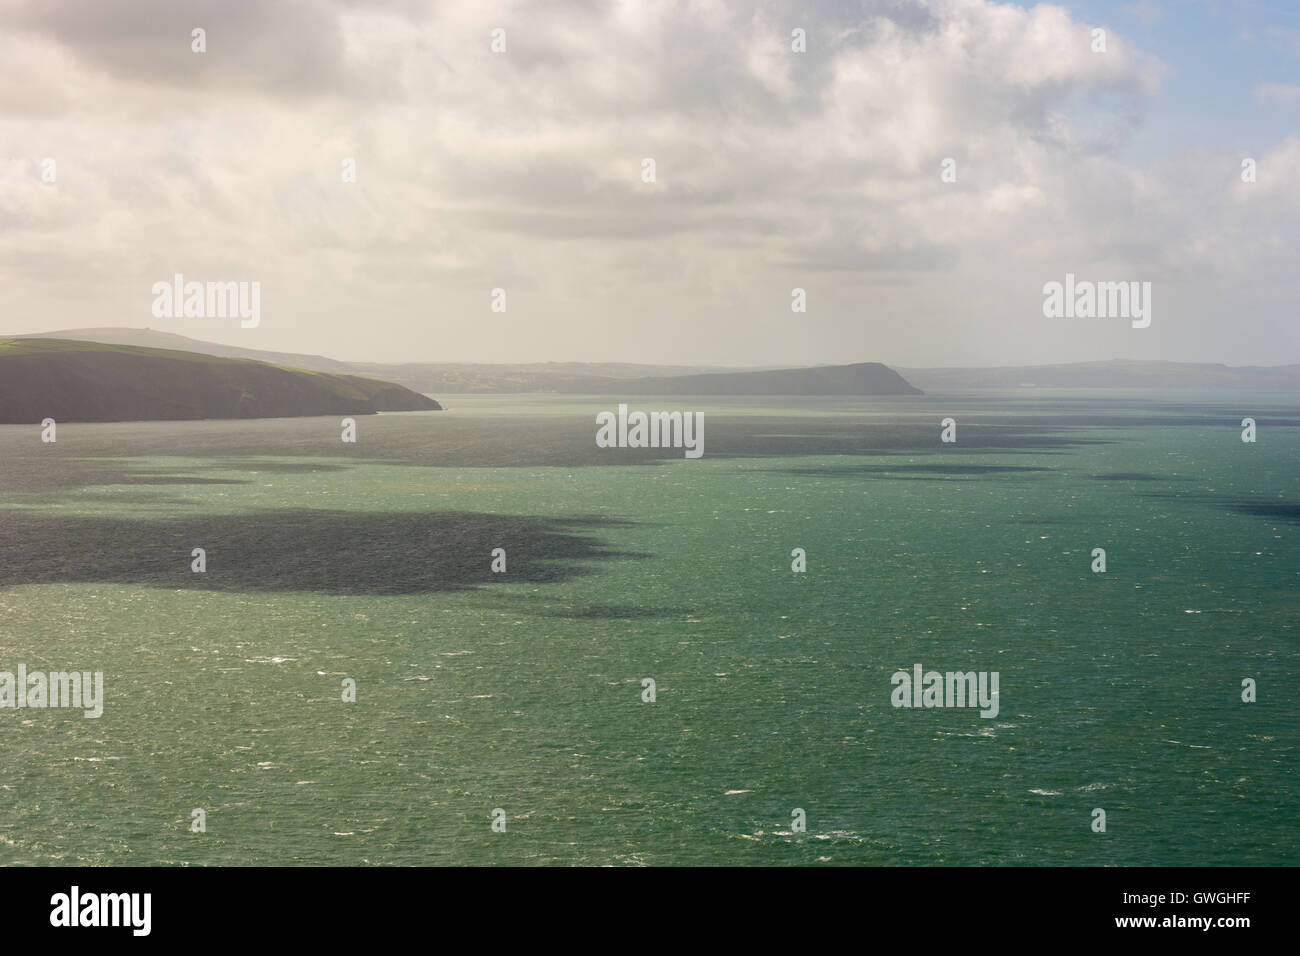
[0,339,441,424]
[567,362,924,396]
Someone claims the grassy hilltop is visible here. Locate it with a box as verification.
[0,338,441,424]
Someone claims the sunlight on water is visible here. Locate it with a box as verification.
[0,393,1296,865]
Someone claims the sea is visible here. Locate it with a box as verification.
[0,391,1296,865]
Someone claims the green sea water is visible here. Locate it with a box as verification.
[0,392,1296,865]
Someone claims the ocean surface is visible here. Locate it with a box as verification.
[0,391,1296,866]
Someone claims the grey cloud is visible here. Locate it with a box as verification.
[2,0,1294,368]
[1,0,383,100]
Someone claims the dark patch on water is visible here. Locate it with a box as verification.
[771,463,1053,480]
[1226,499,1300,523]
[709,425,1111,461]
[121,474,248,486]
[214,458,350,474]
[0,458,255,503]
[0,510,647,594]
[1147,491,1300,526]
[511,603,696,620]
[0,415,1117,485]
[74,492,202,506]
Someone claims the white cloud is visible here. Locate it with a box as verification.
[1255,81,1300,106]
[0,0,1295,366]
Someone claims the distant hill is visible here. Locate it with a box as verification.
[14,328,1294,395]
[898,360,1300,391]
[10,327,359,373]
[0,339,441,424]
[8,328,752,393]
[567,362,924,395]
[5,329,920,395]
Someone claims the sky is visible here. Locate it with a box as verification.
[1,0,1298,368]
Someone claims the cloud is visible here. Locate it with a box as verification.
[1255,81,1300,106]
[0,0,387,100]
[1263,25,1300,56]
[0,0,1295,366]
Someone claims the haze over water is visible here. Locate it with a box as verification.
[1,392,1296,865]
